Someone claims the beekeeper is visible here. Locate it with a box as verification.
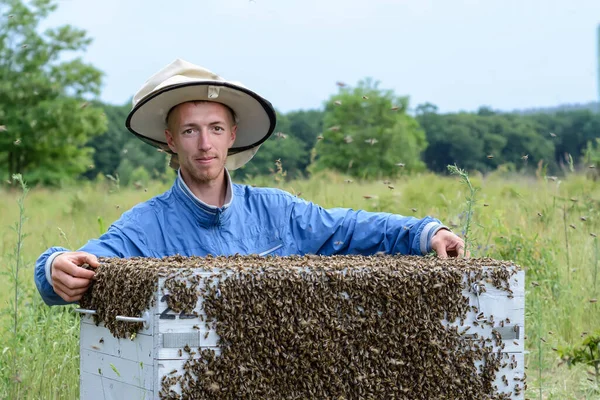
[34,59,466,306]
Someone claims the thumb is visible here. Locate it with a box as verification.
[71,252,100,268]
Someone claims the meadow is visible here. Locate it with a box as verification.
[0,169,598,399]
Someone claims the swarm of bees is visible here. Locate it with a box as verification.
[80,254,522,399]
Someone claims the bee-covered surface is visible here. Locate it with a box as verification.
[79,254,524,399]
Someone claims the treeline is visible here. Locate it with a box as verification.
[83,86,600,186]
[1,0,599,187]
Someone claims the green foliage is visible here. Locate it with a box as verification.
[557,330,600,384]
[583,138,600,180]
[417,106,557,174]
[84,102,170,184]
[0,0,107,186]
[310,79,427,179]
[235,110,321,180]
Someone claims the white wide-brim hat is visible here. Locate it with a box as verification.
[125,59,276,170]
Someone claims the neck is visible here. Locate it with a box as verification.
[180,169,228,208]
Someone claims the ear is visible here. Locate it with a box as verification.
[165,129,177,153]
[228,125,237,149]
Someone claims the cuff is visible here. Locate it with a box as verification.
[419,222,449,255]
[45,251,67,288]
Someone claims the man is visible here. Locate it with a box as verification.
[34,59,466,306]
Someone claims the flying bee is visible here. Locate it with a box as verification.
[333,100,342,106]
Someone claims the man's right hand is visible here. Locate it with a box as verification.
[51,251,99,302]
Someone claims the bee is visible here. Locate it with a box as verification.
[333,100,342,106]
[364,138,378,145]
[328,126,341,132]
[395,163,405,167]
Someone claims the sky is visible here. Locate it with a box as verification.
[44,0,600,114]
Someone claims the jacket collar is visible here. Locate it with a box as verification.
[172,168,234,227]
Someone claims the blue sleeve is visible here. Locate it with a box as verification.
[286,196,447,256]
[34,225,147,306]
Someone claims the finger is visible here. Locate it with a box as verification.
[435,245,448,259]
[55,259,96,280]
[53,283,84,303]
[53,268,93,290]
[53,279,89,298]
[455,244,466,258]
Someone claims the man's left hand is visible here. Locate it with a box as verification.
[430,229,469,258]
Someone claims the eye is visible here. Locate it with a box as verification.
[182,128,195,135]
[213,126,224,132]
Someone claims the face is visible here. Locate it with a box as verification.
[165,101,237,186]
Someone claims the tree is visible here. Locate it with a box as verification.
[84,101,170,184]
[310,79,427,179]
[236,111,310,180]
[0,0,106,185]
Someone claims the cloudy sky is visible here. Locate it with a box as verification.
[45,0,600,113]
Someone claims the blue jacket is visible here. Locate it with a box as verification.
[34,171,447,306]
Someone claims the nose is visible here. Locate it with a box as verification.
[196,129,213,152]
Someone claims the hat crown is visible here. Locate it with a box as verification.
[132,59,226,108]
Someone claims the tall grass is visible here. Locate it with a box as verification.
[0,171,599,398]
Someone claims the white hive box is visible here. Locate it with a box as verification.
[77,267,525,399]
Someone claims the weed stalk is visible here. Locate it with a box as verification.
[447,164,477,257]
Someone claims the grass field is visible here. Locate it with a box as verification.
[0,169,599,399]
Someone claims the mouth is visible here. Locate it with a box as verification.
[194,157,216,165]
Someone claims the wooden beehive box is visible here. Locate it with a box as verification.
[77,256,525,399]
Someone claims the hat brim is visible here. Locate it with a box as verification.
[125,81,276,155]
